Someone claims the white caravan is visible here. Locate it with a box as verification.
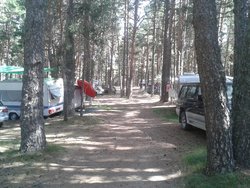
[0,78,64,120]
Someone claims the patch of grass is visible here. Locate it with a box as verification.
[82,116,102,124]
[44,144,65,154]
[0,139,19,147]
[185,173,250,188]
[46,115,102,127]
[153,107,179,123]
[184,147,207,173]
[0,143,65,163]
[95,105,112,110]
[16,144,65,162]
[68,116,102,125]
[183,147,250,188]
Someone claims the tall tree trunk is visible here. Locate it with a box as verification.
[232,0,250,168]
[176,0,184,75]
[127,0,139,98]
[46,0,53,77]
[193,0,234,174]
[46,0,60,78]
[109,1,116,94]
[150,0,157,97]
[56,0,64,78]
[161,0,171,102]
[125,1,129,97]
[80,55,86,117]
[63,0,75,121]
[121,0,127,97]
[20,0,46,153]
[82,0,91,83]
[145,32,150,91]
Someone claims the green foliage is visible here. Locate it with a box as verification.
[75,0,119,45]
[183,148,250,188]
[0,0,25,65]
[152,107,179,123]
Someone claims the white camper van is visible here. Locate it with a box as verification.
[0,78,64,120]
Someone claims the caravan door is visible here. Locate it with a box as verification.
[43,78,64,117]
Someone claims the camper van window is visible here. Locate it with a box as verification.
[0,90,22,101]
[49,88,62,100]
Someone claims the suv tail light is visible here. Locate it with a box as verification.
[2,108,8,113]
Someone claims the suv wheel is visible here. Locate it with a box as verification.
[180,111,191,130]
[9,113,19,120]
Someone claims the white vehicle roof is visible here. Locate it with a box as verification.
[176,73,233,84]
[178,74,200,84]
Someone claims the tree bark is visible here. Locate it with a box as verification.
[150,0,157,97]
[145,32,150,91]
[161,0,171,102]
[232,0,250,168]
[193,0,234,174]
[83,1,91,83]
[127,0,139,98]
[20,0,47,153]
[63,0,75,121]
[121,0,127,97]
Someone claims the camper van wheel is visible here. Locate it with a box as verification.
[9,113,18,120]
[180,111,191,130]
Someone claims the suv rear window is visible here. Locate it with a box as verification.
[179,86,188,99]
[186,85,198,99]
[179,85,198,99]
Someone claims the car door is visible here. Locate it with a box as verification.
[188,86,205,130]
[176,85,189,116]
[184,85,199,126]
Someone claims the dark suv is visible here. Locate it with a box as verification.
[175,75,233,130]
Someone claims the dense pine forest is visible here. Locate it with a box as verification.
[0,0,249,179]
[0,0,234,95]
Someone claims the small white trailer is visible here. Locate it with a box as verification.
[0,78,64,120]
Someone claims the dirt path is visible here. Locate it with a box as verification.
[0,88,206,188]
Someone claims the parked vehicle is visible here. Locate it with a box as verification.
[0,101,8,127]
[0,78,64,120]
[176,74,233,130]
[95,85,104,95]
[103,86,116,94]
[146,83,160,94]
